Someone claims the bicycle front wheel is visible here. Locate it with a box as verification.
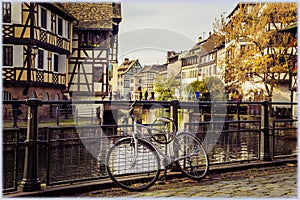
[106,138,161,191]
[174,132,209,180]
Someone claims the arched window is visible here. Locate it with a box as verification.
[43,92,49,101]
[55,93,60,100]
[32,91,37,98]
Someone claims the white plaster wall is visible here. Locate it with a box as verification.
[11,3,22,24]
[14,46,23,67]
[272,84,291,103]
[58,55,66,73]
[43,49,48,70]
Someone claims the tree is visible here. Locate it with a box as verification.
[214,3,297,101]
[154,75,179,100]
[186,80,207,95]
[186,77,226,101]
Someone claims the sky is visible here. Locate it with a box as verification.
[118,0,240,65]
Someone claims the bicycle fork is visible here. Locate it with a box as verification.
[130,136,139,168]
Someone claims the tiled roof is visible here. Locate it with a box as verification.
[61,2,121,30]
[118,59,139,75]
[202,34,224,55]
[39,3,76,21]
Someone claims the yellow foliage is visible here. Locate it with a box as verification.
[213,2,297,100]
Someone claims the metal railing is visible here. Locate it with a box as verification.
[2,99,297,193]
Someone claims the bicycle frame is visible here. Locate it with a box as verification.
[129,115,178,168]
[120,101,198,169]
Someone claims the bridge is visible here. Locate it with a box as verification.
[2,99,297,196]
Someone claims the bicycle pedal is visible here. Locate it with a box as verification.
[166,164,173,169]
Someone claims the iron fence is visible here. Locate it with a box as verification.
[2,99,297,192]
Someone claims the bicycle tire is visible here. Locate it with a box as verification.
[174,132,209,180]
[106,138,161,191]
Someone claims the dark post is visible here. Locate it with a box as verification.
[260,101,272,161]
[75,109,79,125]
[21,98,42,192]
[56,106,60,126]
[170,100,179,132]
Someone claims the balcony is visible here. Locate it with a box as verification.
[2,24,70,54]
[2,67,66,88]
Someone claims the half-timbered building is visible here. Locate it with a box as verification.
[117,58,143,98]
[2,2,75,101]
[61,2,122,98]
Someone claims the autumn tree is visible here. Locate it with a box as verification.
[186,77,226,101]
[186,80,207,96]
[214,2,297,101]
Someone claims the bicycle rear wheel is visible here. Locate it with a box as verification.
[106,138,161,191]
[174,132,209,180]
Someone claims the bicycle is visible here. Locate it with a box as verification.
[106,101,209,191]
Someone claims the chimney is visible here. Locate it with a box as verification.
[167,51,175,58]
[198,36,203,43]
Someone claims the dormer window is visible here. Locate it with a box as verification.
[78,31,107,47]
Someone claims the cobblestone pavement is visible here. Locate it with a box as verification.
[80,164,297,198]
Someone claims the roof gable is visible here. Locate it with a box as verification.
[118,59,141,74]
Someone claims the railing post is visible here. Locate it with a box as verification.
[170,100,179,131]
[260,101,272,161]
[21,98,42,192]
[56,106,60,126]
[75,108,79,125]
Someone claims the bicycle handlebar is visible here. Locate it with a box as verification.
[130,100,137,108]
[128,100,137,116]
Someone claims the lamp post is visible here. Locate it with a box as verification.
[21,98,42,192]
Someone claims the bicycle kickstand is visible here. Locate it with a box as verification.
[158,167,168,181]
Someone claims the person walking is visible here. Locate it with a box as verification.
[144,90,148,100]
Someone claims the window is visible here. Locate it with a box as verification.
[57,17,62,36]
[38,50,44,69]
[241,45,246,55]
[51,12,56,33]
[41,8,47,29]
[3,3,11,23]
[78,31,107,47]
[124,80,130,88]
[54,54,58,72]
[66,22,70,39]
[43,92,49,100]
[94,67,103,82]
[32,91,37,98]
[3,91,12,101]
[3,46,13,66]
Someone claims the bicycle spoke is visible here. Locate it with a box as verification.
[106,138,161,191]
[174,132,209,180]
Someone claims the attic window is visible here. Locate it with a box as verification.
[79,31,107,48]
